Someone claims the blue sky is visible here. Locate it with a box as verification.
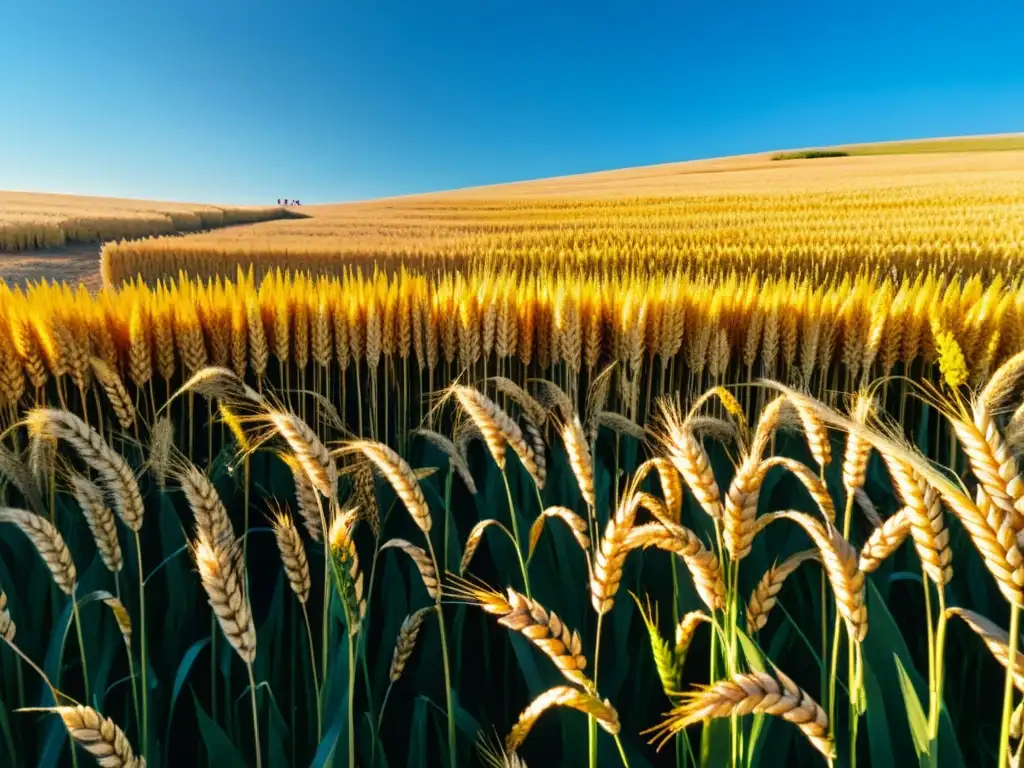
[1,0,1022,204]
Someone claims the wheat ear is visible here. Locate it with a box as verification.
[657,405,723,521]
[26,408,144,531]
[591,493,642,614]
[632,593,683,697]
[0,587,15,641]
[460,519,507,575]
[647,669,832,759]
[882,456,953,585]
[327,509,366,634]
[842,394,875,495]
[0,508,76,594]
[489,376,548,425]
[272,510,311,604]
[790,396,832,470]
[389,607,432,683]
[67,471,123,574]
[746,550,821,633]
[351,441,431,533]
[51,705,145,767]
[279,452,323,541]
[859,509,912,572]
[148,416,174,490]
[528,506,591,558]
[381,538,439,600]
[767,511,867,641]
[90,358,136,431]
[946,607,1024,691]
[506,686,619,752]
[455,385,541,485]
[267,409,337,502]
[414,429,478,494]
[624,521,726,611]
[194,529,255,663]
[448,578,591,690]
[561,414,596,508]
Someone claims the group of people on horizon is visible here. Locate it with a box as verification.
[278,199,301,206]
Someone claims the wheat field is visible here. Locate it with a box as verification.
[0,141,1023,768]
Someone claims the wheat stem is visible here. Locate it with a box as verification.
[999,601,1020,768]
[588,611,605,768]
[301,604,322,742]
[501,469,531,598]
[134,531,148,762]
[247,662,262,768]
[71,594,90,705]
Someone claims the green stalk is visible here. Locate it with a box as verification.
[424,536,456,768]
[246,663,262,768]
[927,588,948,756]
[613,733,631,767]
[347,624,356,768]
[998,601,1020,768]
[302,605,323,742]
[70,594,90,704]
[828,492,857,739]
[589,611,606,768]
[501,470,531,598]
[134,532,149,762]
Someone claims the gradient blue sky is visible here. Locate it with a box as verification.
[2,1,1022,204]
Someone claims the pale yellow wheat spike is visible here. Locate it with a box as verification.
[842,394,875,496]
[0,507,77,595]
[655,401,723,521]
[591,492,642,614]
[51,705,145,768]
[0,587,15,642]
[561,413,596,509]
[527,506,590,558]
[490,376,548,425]
[103,596,132,642]
[882,455,953,586]
[506,686,619,752]
[90,358,136,431]
[149,416,174,490]
[381,538,439,600]
[519,413,547,490]
[789,396,832,470]
[859,509,912,573]
[272,511,311,605]
[175,462,235,557]
[460,519,505,575]
[279,453,322,541]
[768,511,867,642]
[449,578,591,690]
[389,607,431,683]
[946,607,1024,692]
[414,429,478,494]
[596,411,646,441]
[351,441,431,533]
[675,610,710,660]
[746,550,821,633]
[648,669,832,759]
[67,472,123,574]
[266,409,338,502]
[854,488,884,529]
[194,529,256,663]
[26,408,144,531]
[757,457,836,522]
[624,521,726,611]
[454,385,540,485]
[328,509,366,634]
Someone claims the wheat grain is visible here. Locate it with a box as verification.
[0,587,15,642]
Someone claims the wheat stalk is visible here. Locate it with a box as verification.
[0,507,76,594]
[506,686,619,752]
[746,550,821,633]
[647,669,832,758]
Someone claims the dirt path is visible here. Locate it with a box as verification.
[0,243,104,291]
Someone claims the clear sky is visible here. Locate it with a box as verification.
[2,0,1022,205]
